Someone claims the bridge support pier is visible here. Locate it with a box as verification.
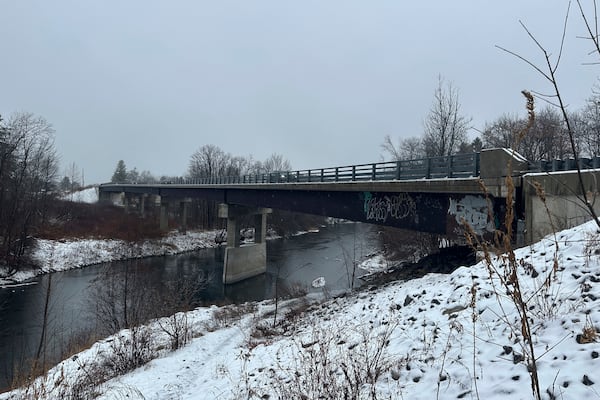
[140,194,147,218]
[159,199,169,232]
[179,199,191,233]
[218,204,272,284]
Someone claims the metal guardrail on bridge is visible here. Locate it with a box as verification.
[163,153,481,185]
[528,156,600,173]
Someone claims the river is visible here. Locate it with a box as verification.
[0,222,380,391]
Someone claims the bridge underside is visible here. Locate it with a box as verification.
[100,178,513,285]
[223,189,505,239]
[101,184,506,240]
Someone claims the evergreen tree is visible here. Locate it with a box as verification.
[111,160,128,183]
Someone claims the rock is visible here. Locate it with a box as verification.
[583,375,595,386]
[404,295,414,306]
[442,305,467,315]
[513,352,524,364]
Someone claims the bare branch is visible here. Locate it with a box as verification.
[500,4,600,229]
[530,90,559,99]
[495,45,553,82]
[530,93,562,108]
[577,0,600,57]
[553,1,572,73]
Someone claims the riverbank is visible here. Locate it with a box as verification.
[0,230,222,287]
[2,220,599,399]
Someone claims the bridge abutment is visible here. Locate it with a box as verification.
[219,204,272,284]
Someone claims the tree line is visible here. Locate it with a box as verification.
[110,146,318,234]
[382,76,600,162]
[110,145,291,185]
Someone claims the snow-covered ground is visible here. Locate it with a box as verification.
[2,220,600,399]
[61,186,99,204]
[0,179,236,286]
[0,230,221,287]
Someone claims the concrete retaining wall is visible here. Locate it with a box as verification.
[523,169,600,243]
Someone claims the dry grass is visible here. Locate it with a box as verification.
[37,200,164,241]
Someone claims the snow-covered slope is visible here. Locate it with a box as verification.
[3,221,600,399]
[0,230,221,286]
[61,186,99,203]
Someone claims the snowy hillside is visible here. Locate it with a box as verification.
[3,221,600,399]
[0,230,221,286]
[61,186,99,203]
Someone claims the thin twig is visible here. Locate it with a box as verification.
[554,1,572,73]
[495,45,552,81]
[577,0,600,56]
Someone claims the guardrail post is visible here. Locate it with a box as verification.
[308,170,312,182]
[371,164,376,180]
[474,153,480,176]
[425,158,431,179]
[552,159,561,171]
[352,166,356,181]
[395,161,401,180]
[447,155,453,178]
[335,167,339,182]
[320,169,324,182]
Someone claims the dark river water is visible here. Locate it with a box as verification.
[0,223,380,391]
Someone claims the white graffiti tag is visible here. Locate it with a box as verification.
[364,193,416,223]
[447,195,494,234]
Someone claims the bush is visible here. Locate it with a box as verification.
[102,326,156,376]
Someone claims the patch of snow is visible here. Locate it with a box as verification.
[311,277,326,288]
[358,254,389,273]
[61,186,99,203]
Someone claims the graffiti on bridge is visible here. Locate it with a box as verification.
[447,195,494,235]
[363,192,416,223]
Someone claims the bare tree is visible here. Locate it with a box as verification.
[381,135,424,161]
[138,170,157,184]
[496,1,600,230]
[482,113,527,149]
[188,144,233,179]
[262,153,292,172]
[579,88,600,156]
[422,75,472,157]
[0,112,58,272]
[483,107,572,160]
[61,162,82,195]
[520,106,570,160]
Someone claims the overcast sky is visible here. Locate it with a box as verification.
[0,1,598,184]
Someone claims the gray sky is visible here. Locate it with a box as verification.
[1,1,597,184]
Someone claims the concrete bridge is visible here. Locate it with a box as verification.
[98,148,600,284]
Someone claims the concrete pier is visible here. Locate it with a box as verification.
[219,204,272,284]
[160,199,169,232]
